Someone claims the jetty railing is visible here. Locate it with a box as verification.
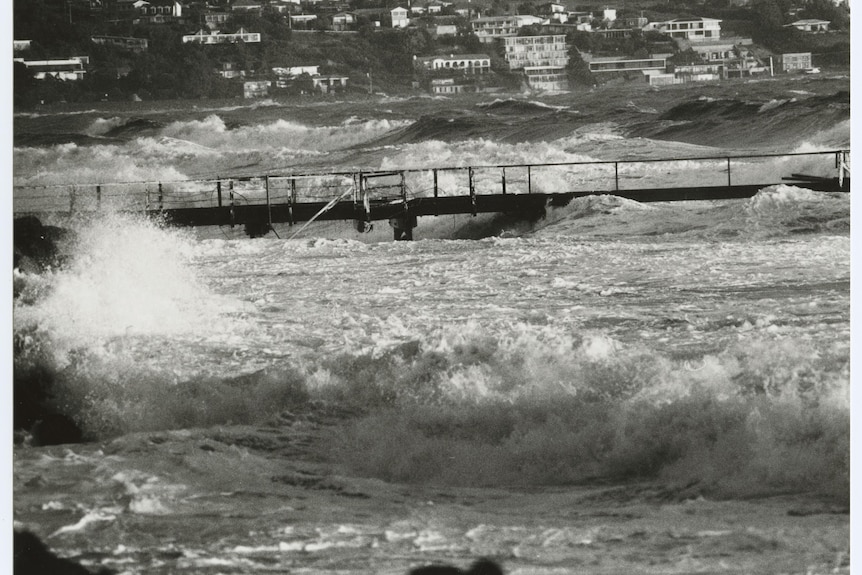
[13,150,850,217]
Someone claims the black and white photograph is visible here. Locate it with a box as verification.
[9,0,852,573]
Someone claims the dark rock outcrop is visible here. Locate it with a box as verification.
[14,216,73,273]
[14,530,114,575]
[410,559,504,575]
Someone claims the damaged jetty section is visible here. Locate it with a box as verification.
[13,150,850,240]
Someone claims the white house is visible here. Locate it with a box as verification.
[434,24,458,36]
[471,15,545,43]
[780,52,813,71]
[273,65,321,77]
[289,14,318,26]
[13,40,32,51]
[244,80,270,99]
[91,35,149,51]
[391,6,409,28]
[311,75,349,93]
[415,53,492,73]
[785,19,830,32]
[204,11,230,29]
[650,17,721,41]
[182,28,261,44]
[231,0,263,12]
[13,57,88,81]
[332,12,356,31]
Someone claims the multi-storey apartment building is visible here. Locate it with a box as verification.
[503,35,568,69]
[503,35,569,91]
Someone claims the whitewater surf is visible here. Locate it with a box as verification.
[12,75,850,574]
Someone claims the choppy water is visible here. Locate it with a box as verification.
[12,76,851,573]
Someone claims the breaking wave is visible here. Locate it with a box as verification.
[629,91,850,149]
[477,98,572,114]
[533,185,850,239]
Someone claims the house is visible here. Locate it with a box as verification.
[289,13,318,26]
[91,35,149,51]
[784,19,830,32]
[311,74,349,93]
[649,17,721,42]
[567,11,592,24]
[542,21,591,34]
[244,80,270,98]
[13,40,32,51]
[586,55,667,74]
[426,2,444,13]
[13,57,88,81]
[332,12,356,31]
[217,62,246,79]
[231,0,263,12]
[204,11,230,29]
[593,28,632,39]
[273,66,321,88]
[270,0,301,13]
[780,52,813,71]
[671,63,722,82]
[273,65,320,77]
[642,70,681,86]
[678,37,753,62]
[599,8,616,21]
[537,3,566,15]
[471,15,545,43]
[623,16,647,28]
[434,24,458,36]
[430,77,475,94]
[136,0,183,23]
[452,3,475,18]
[414,53,491,73]
[391,6,409,28]
[182,28,262,44]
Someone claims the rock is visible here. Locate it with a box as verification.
[409,559,504,575]
[14,530,114,575]
[30,413,84,446]
[14,216,73,272]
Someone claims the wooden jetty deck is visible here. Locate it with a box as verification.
[14,150,850,240]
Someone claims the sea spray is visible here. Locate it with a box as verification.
[13,212,257,436]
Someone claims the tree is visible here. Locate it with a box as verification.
[669,49,704,66]
[751,0,786,31]
[566,47,594,87]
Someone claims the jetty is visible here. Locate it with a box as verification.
[13,150,850,240]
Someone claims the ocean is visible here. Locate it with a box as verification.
[12,75,851,574]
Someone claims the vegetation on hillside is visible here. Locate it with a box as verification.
[12,0,852,106]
